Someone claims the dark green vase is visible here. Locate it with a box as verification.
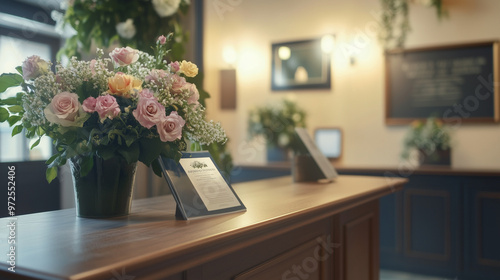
[69,156,137,218]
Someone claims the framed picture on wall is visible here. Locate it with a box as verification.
[271,38,331,90]
[385,41,500,124]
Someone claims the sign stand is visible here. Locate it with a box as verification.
[293,128,339,182]
[158,152,246,220]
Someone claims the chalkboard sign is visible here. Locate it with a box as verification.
[385,42,499,124]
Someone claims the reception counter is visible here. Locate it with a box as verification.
[0,175,406,280]
[232,164,500,279]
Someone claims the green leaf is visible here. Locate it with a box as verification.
[30,138,41,150]
[8,105,23,113]
[0,97,18,105]
[118,142,140,164]
[15,66,22,75]
[0,73,23,93]
[138,138,162,166]
[62,130,77,144]
[47,152,65,169]
[11,125,23,136]
[16,92,24,102]
[26,127,36,138]
[46,166,58,184]
[36,126,45,137]
[46,153,60,166]
[97,146,116,160]
[80,155,94,177]
[7,115,22,126]
[0,107,8,122]
[151,158,163,177]
[124,131,138,147]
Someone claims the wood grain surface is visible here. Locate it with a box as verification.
[0,175,406,280]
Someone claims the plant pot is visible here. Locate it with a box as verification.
[266,146,291,162]
[69,155,138,218]
[420,148,451,166]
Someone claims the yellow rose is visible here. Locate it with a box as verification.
[179,60,198,78]
[108,73,142,97]
[411,120,422,128]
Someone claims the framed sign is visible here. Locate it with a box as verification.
[385,41,500,124]
[158,152,246,220]
[271,38,331,90]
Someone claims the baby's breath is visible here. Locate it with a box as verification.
[1,35,227,183]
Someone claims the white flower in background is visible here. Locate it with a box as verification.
[116,19,136,39]
[278,133,290,147]
[152,0,181,17]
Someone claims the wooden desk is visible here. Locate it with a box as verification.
[233,164,500,279]
[0,175,406,280]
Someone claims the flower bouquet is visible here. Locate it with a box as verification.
[0,34,226,217]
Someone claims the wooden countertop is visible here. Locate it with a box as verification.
[235,162,500,177]
[0,175,406,280]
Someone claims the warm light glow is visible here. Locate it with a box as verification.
[321,34,335,54]
[278,46,291,60]
[222,46,237,65]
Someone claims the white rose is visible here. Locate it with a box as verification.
[152,0,181,17]
[116,19,136,39]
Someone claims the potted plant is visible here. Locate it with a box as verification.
[248,100,307,162]
[401,117,451,166]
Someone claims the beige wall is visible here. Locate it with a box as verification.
[203,0,500,169]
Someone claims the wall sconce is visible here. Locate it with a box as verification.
[321,34,335,54]
[222,46,237,66]
[220,45,237,110]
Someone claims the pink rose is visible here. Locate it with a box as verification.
[185,83,199,105]
[95,95,121,122]
[169,74,186,94]
[158,111,185,142]
[157,35,167,45]
[82,97,97,113]
[109,47,139,67]
[44,92,88,127]
[169,61,180,72]
[138,88,156,100]
[145,69,167,85]
[22,55,50,80]
[132,96,165,129]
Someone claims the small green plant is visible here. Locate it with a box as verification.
[248,100,307,151]
[401,117,451,159]
[380,0,447,49]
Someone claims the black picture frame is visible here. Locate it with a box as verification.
[271,38,331,90]
[385,41,500,125]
